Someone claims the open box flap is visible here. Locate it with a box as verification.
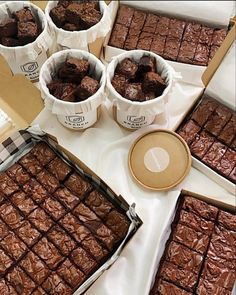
[0,55,44,131]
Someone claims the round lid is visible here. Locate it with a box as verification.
[128,130,191,191]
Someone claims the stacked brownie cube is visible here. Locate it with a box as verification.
[50,0,101,31]
[0,142,130,294]
[111,55,166,102]
[0,8,41,47]
[177,94,236,183]
[150,194,236,295]
[109,5,228,66]
[47,58,100,102]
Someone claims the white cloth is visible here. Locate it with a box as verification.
[34,81,235,295]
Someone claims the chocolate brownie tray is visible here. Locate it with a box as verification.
[175,91,235,194]
[0,129,142,294]
[146,190,236,295]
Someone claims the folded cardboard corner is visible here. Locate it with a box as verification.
[0,54,44,140]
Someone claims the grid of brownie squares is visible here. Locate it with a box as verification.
[109,5,228,66]
[149,194,236,295]
[0,142,130,294]
[47,58,100,103]
[0,7,41,47]
[49,0,101,31]
[177,94,236,183]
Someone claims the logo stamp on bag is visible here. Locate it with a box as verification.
[127,116,146,123]
[66,116,85,124]
[20,62,39,73]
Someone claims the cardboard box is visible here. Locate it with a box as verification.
[173,24,236,195]
[0,54,142,294]
[145,189,236,295]
[103,2,235,83]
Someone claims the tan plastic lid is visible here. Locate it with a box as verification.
[129,130,191,191]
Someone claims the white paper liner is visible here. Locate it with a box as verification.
[45,0,111,51]
[0,1,52,81]
[39,49,106,130]
[106,50,180,119]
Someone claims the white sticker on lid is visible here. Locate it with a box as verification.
[144,147,170,173]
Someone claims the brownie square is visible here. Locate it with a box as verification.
[196,278,231,295]
[111,74,128,96]
[0,18,17,38]
[116,5,134,27]
[0,202,24,229]
[31,287,46,295]
[57,259,85,288]
[28,207,54,233]
[0,219,8,241]
[10,191,37,216]
[0,232,27,260]
[183,22,202,42]
[33,237,64,269]
[54,187,80,209]
[47,225,76,255]
[116,58,138,80]
[1,35,20,47]
[41,196,66,221]
[50,5,66,28]
[229,166,236,182]
[124,83,145,102]
[155,16,170,36]
[124,28,140,50]
[85,190,114,220]
[150,34,166,55]
[191,95,219,126]
[211,28,227,46]
[178,210,214,235]
[218,115,236,145]
[216,149,236,176]
[65,3,85,25]
[151,279,192,295]
[20,252,50,284]
[31,142,56,166]
[59,58,90,84]
[14,8,34,23]
[190,130,215,159]
[7,267,36,295]
[211,226,236,248]
[142,72,166,95]
[60,213,90,242]
[143,13,159,33]
[19,153,43,176]
[166,241,203,274]
[177,41,197,64]
[138,56,156,73]
[23,179,48,204]
[0,249,13,275]
[137,31,153,51]
[209,45,219,62]
[0,173,19,196]
[207,239,236,261]
[18,21,38,45]
[0,279,18,294]
[168,18,186,40]
[71,247,97,275]
[64,173,93,198]
[218,210,236,231]
[130,10,146,31]
[6,163,30,185]
[178,120,201,146]
[81,235,108,262]
[15,221,41,247]
[199,26,214,45]
[52,83,77,102]
[202,142,227,169]
[159,261,198,292]
[79,8,102,29]
[109,24,128,49]
[163,36,181,61]
[172,224,210,254]
[205,105,232,136]
[182,195,219,221]
[193,43,210,66]
[42,272,71,294]
[76,76,99,100]
[47,156,72,182]
[36,169,60,194]
[106,210,129,239]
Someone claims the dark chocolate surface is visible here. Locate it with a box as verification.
[0,141,131,294]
